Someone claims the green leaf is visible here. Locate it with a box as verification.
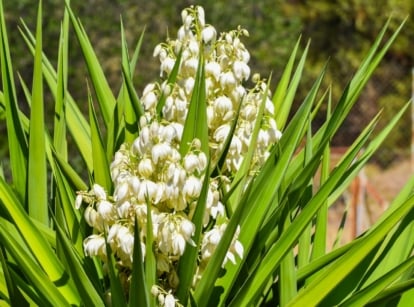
[156,49,183,116]
[212,66,326,306]
[367,279,414,306]
[310,92,331,261]
[27,0,48,224]
[0,245,29,306]
[119,19,141,144]
[53,4,69,159]
[52,150,88,191]
[54,221,104,306]
[51,159,84,254]
[64,0,116,126]
[144,196,156,307]
[192,177,246,307]
[88,86,112,191]
[18,20,93,171]
[340,256,414,306]
[0,221,72,306]
[176,160,210,303]
[292,193,414,306]
[104,234,128,307]
[180,54,209,157]
[227,79,270,213]
[128,217,150,307]
[0,0,28,200]
[229,108,380,306]
[274,39,309,130]
[0,176,79,304]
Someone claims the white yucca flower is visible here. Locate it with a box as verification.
[76,4,285,301]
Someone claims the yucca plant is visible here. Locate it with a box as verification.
[0,1,413,306]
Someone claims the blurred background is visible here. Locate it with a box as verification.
[1,0,413,228]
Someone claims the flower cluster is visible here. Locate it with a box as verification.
[76,5,281,306]
[145,6,282,176]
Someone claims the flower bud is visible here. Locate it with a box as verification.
[181,8,188,24]
[75,194,83,209]
[197,6,205,27]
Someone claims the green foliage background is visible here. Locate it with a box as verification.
[1,0,413,166]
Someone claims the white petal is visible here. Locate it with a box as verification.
[201,25,216,44]
[93,184,106,200]
[75,194,83,209]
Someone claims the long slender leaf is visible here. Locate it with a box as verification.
[18,20,93,170]
[367,279,414,306]
[227,79,270,213]
[0,0,27,200]
[54,221,104,306]
[27,0,48,224]
[88,85,112,191]
[284,19,405,186]
[53,4,69,159]
[0,176,79,304]
[311,91,331,261]
[274,40,309,130]
[104,234,128,307]
[211,66,326,306]
[0,245,29,306]
[180,54,209,157]
[0,222,72,306]
[129,218,149,307]
[340,256,414,306]
[176,160,210,303]
[156,49,183,116]
[144,195,156,307]
[291,193,414,306]
[229,109,380,306]
[64,0,116,126]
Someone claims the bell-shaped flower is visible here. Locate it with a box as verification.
[205,61,221,81]
[201,25,216,44]
[172,233,186,255]
[114,181,129,203]
[96,200,116,223]
[183,176,202,200]
[138,158,154,178]
[84,235,106,259]
[214,96,233,115]
[93,184,107,200]
[180,218,195,241]
[183,153,200,174]
[137,179,158,203]
[152,142,172,164]
[233,60,250,81]
[142,91,158,111]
